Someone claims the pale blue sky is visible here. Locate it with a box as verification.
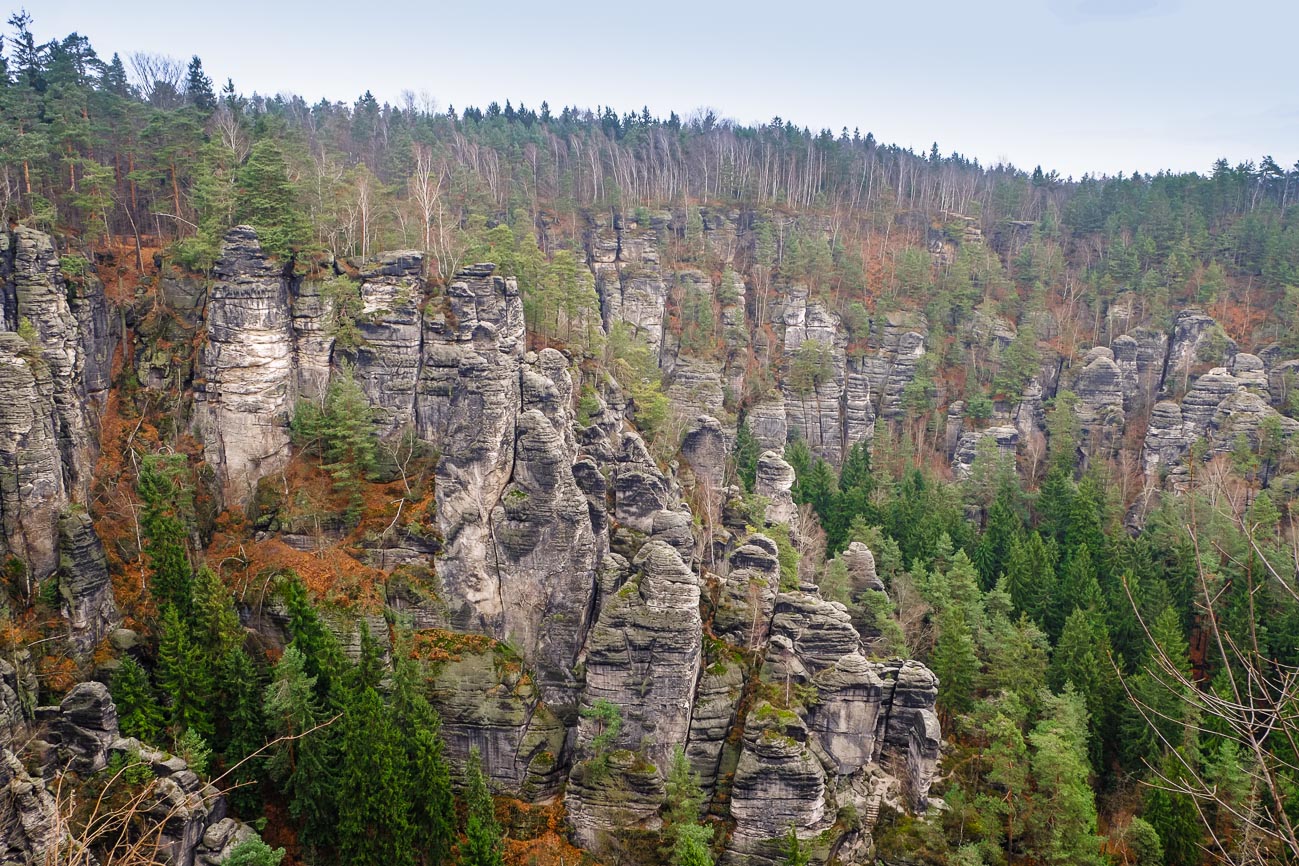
[24,0,1298,179]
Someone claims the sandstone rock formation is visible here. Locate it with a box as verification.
[196,226,295,505]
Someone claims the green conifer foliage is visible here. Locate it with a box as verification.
[234,139,308,260]
[460,748,505,866]
[110,656,164,742]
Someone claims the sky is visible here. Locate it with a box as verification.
[23,0,1298,179]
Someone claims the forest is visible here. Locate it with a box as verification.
[1,9,1298,866]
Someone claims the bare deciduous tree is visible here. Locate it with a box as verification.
[1121,500,1299,865]
[127,53,184,109]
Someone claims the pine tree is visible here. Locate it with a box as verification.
[110,656,164,742]
[336,686,413,866]
[1120,606,1194,769]
[264,645,338,855]
[280,575,345,706]
[1049,608,1117,769]
[828,439,876,553]
[223,838,285,866]
[1142,753,1203,866]
[156,604,214,738]
[662,745,710,856]
[391,650,454,866]
[234,139,308,259]
[1026,687,1105,865]
[216,647,267,816]
[183,55,215,111]
[733,421,760,493]
[1005,532,1056,628]
[460,748,504,866]
[138,454,194,615]
[1056,543,1103,628]
[1035,466,1074,544]
[974,485,1022,589]
[932,608,980,719]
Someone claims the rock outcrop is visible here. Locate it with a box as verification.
[578,540,702,774]
[197,226,295,506]
[5,681,267,866]
[0,331,67,582]
[0,749,60,866]
[587,214,668,357]
[57,510,119,654]
[0,228,114,588]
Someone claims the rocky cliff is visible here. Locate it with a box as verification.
[183,226,943,862]
[15,209,1299,864]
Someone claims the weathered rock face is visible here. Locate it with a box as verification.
[842,542,883,594]
[727,708,831,865]
[713,535,782,649]
[746,399,789,453]
[667,355,727,421]
[578,539,702,774]
[430,265,527,638]
[1071,346,1126,457]
[0,748,60,866]
[756,450,799,529]
[1161,309,1233,398]
[351,251,425,435]
[681,415,729,490]
[0,229,114,592]
[289,277,334,400]
[877,660,941,811]
[197,226,295,506]
[7,228,98,502]
[1112,326,1168,411]
[429,646,568,797]
[492,350,598,707]
[57,510,119,654]
[1142,359,1299,483]
[587,214,668,357]
[952,425,1019,479]
[4,681,267,866]
[50,681,119,776]
[565,750,665,852]
[0,331,67,582]
[782,289,847,463]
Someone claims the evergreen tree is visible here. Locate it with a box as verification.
[215,646,267,816]
[280,574,346,706]
[1055,543,1103,627]
[828,439,876,553]
[223,838,285,866]
[156,604,214,738]
[110,656,164,742]
[336,686,413,866]
[234,139,308,259]
[932,608,980,719]
[733,420,760,493]
[264,645,338,854]
[183,55,215,111]
[391,650,455,866]
[1142,753,1204,866]
[1120,606,1195,769]
[460,748,505,866]
[1035,466,1075,544]
[138,454,194,615]
[662,745,710,857]
[291,371,377,520]
[1049,608,1117,769]
[1026,687,1105,866]
[974,484,1022,589]
[1004,532,1057,628]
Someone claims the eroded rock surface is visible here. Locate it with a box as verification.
[197,226,295,505]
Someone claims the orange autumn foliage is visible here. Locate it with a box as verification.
[497,799,604,866]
